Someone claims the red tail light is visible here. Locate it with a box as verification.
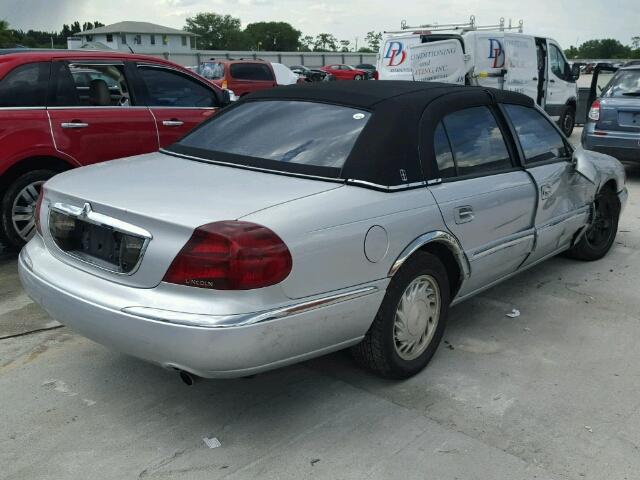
[163,221,292,290]
[34,188,44,235]
[588,99,600,121]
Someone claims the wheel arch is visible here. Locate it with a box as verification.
[388,231,470,299]
[0,156,74,198]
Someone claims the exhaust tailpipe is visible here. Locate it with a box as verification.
[178,370,201,386]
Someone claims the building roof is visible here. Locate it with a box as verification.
[81,21,197,37]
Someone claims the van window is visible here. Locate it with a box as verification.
[549,44,568,79]
[504,104,569,163]
[0,62,50,107]
[229,63,274,81]
[442,106,512,176]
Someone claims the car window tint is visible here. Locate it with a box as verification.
[139,66,217,107]
[0,62,50,107]
[179,100,370,168]
[52,63,132,107]
[504,104,567,163]
[229,63,273,81]
[442,106,512,176]
[434,122,456,178]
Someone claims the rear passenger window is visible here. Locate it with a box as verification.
[230,63,274,81]
[442,106,512,176]
[0,62,50,107]
[504,104,569,163]
[433,122,456,178]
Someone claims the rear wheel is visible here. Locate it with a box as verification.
[354,74,363,80]
[1,170,55,249]
[567,186,619,261]
[351,251,449,378]
[559,105,575,137]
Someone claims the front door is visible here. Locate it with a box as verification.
[502,103,591,266]
[136,64,219,147]
[47,60,157,166]
[545,40,576,120]
[426,101,537,297]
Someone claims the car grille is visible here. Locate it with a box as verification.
[49,208,147,274]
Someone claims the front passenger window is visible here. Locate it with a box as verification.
[139,66,218,107]
[504,104,569,163]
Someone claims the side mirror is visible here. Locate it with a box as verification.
[220,89,231,106]
[571,63,581,80]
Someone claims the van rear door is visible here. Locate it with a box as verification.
[409,38,466,84]
[377,35,422,80]
[503,34,539,101]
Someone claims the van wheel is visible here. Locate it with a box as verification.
[559,106,575,137]
[1,170,54,249]
[351,251,449,378]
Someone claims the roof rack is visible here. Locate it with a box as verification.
[384,15,523,34]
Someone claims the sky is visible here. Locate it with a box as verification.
[1,0,639,49]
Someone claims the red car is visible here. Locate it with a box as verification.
[199,59,277,97]
[0,49,228,248]
[319,64,370,80]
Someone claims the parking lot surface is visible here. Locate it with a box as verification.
[1,130,639,479]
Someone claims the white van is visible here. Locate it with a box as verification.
[377,17,580,135]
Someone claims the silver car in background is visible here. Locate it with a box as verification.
[19,81,627,382]
[583,65,640,162]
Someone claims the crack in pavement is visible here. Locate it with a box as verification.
[0,325,64,341]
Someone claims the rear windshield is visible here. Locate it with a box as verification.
[199,62,224,80]
[229,63,274,81]
[174,100,371,173]
[603,70,640,97]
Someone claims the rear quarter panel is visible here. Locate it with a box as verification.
[241,185,447,299]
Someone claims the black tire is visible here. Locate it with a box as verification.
[566,186,620,261]
[354,74,363,80]
[1,170,55,249]
[559,105,575,137]
[351,251,450,379]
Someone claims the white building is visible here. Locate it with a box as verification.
[67,21,198,53]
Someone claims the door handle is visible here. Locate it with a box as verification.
[61,122,89,129]
[454,206,474,224]
[162,119,184,127]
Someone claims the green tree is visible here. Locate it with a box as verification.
[365,31,383,52]
[0,20,15,47]
[244,21,301,51]
[577,39,631,59]
[299,35,314,52]
[82,21,104,31]
[184,12,244,50]
[313,33,338,52]
[339,39,351,52]
[564,45,579,59]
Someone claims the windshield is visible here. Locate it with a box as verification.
[603,70,640,97]
[174,100,371,172]
[199,62,224,80]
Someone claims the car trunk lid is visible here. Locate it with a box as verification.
[598,97,640,132]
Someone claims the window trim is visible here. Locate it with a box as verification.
[434,104,520,183]
[498,103,574,168]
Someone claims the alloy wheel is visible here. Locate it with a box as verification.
[11,180,44,242]
[393,274,441,361]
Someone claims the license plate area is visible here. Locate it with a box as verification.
[617,111,640,128]
[49,206,148,275]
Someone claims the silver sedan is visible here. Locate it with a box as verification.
[19,81,628,381]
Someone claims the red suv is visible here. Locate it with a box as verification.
[198,59,277,96]
[319,64,370,80]
[0,49,227,248]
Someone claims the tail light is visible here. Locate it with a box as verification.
[163,221,292,290]
[588,99,601,121]
[221,79,228,89]
[34,188,44,235]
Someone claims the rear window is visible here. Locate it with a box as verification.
[230,63,274,81]
[199,62,224,80]
[0,62,50,107]
[176,100,370,171]
[603,70,640,97]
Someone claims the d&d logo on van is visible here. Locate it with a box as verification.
[384,41,407,66]
[488,38,505,68]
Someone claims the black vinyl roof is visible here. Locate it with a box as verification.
[170,81,535,190]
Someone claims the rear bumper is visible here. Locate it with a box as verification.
[582,128,640,162]
[19,238,386,378]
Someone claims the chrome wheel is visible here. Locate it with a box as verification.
[393,274,441,361]
[11,180,44,242]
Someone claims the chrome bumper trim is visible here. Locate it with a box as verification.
[121,285,379,329]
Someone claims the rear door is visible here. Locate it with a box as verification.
[228,62,276,95]
[135,63,220,147]
[503,34,539,101]
[409,39,466,84]
[47,60,158,166]
[425,95,537,297]
[502,103,591,266]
